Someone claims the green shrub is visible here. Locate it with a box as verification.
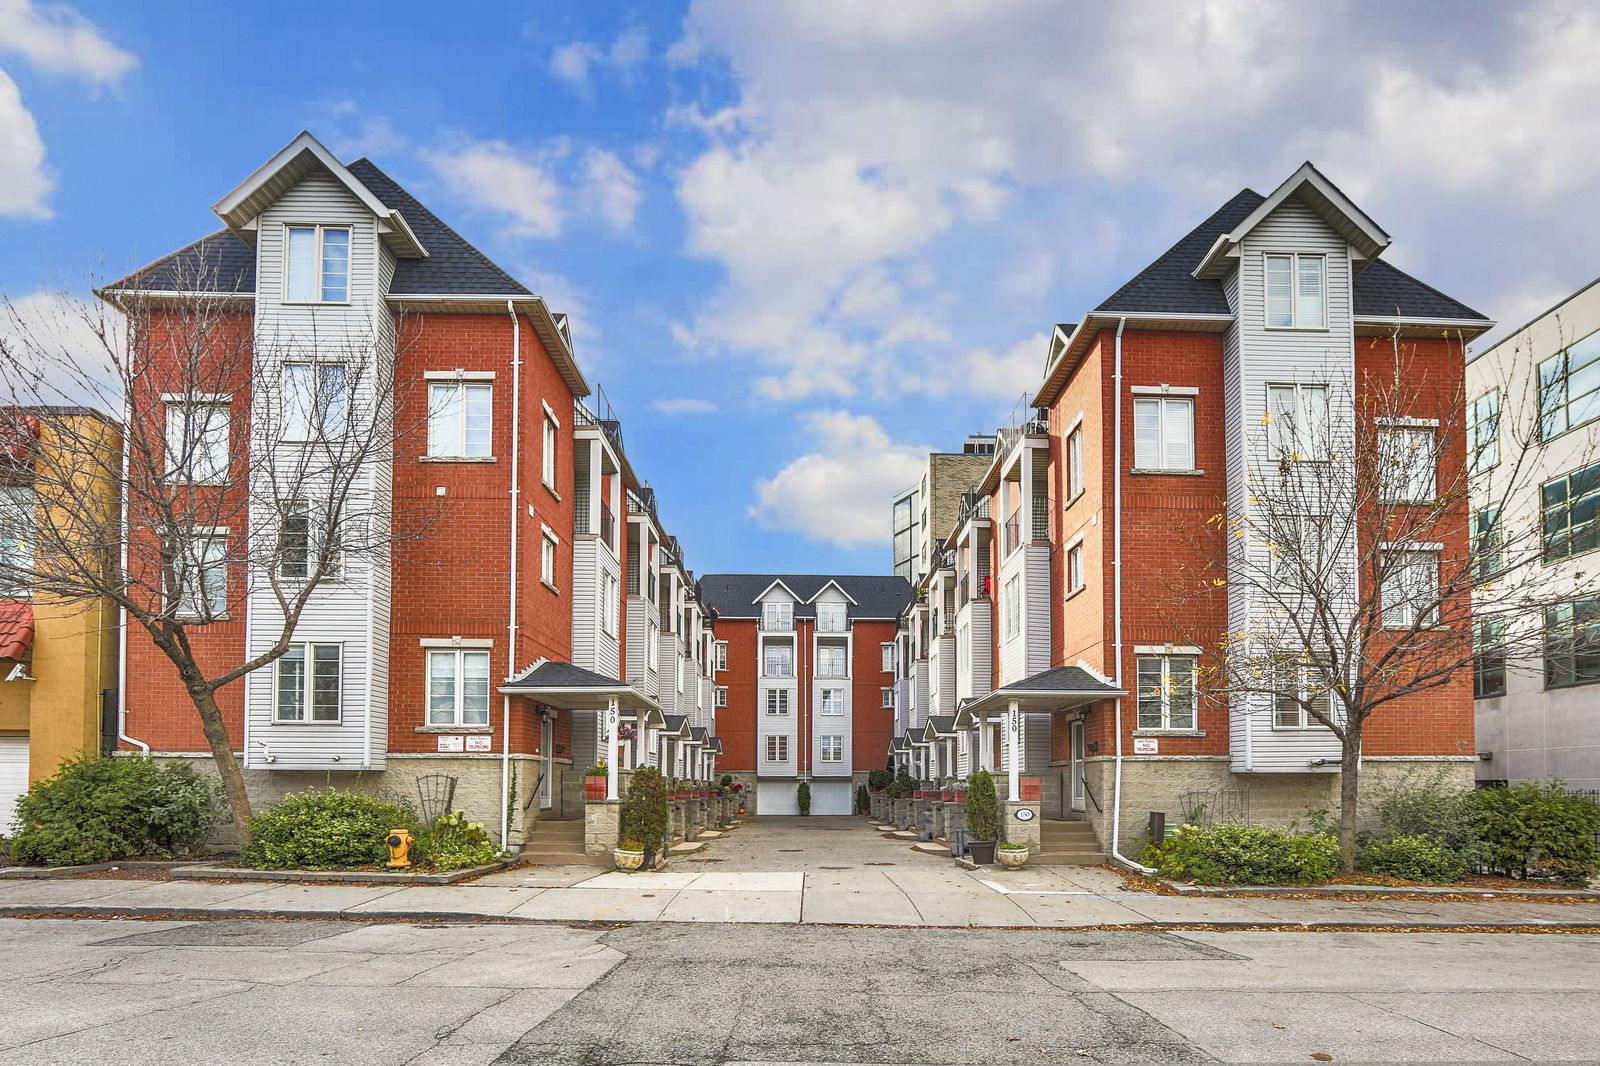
[412,810,504,870]
[868,769,893,790]
[1369,772,1481,857]
[1472,781,1600,883]
[241,789,415,870]
[10,754,222,866]
[895,765,916,791]
[856,785,869,814]
[1360,834,1465,883]
[720,775,734,789]
[1143,822,1340,884]
[620,767,668,849]
[797,780,811,814]
[966,770,1000,841]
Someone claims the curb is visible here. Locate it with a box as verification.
[1164,880,1600,900]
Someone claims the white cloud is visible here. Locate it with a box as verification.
[548,41,601,92]
[423,140,564,239]
[0,289,121,410]
[582,148,641,231]
[315,101,406,160]
[750,411,928,548]
[0,0,137,86]
[962,331,1051,404]
[549,28,649,95]
[0,71,49,218]
[651,397,718,416]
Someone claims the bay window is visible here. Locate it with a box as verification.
[275,643,342,722]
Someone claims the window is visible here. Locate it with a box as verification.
[284,225,350,303]
[1474,620,1506,699]
[765,688,791,715]
[1538,330,1600,440]
[427,648,490,727]
[765,735,789,762]
[163,401,229,483]
[278,500,340,580]
[1545,595,1600,689]
[171,535,226,618]
[646,622,659,671]
[1273,656,1332,729]
[1381,550,1439,628]
[1002,574,1021,640]
[1133,397,1194,470]
[1472,506,1502,582]
[1268,515,1330,592]
[1264,253,1326,329]
[715,686,727,708]
[880,642,894,673]
[714,641,728,672]
[1541,460,1600,563]
[541,532,558,589]
[881,687,894,708]
[764,644,793,677]
[762,601,793,630]
[542,409,558,489]
[602,572,619,636]
[427,381,492,458]
[275,643,342,722]
[817,601,846,633]
[1135,655,1195,730]
[1067,424,1083,499]
[0,485,33,594]
[815,686,844,715]
[283,363,348,441]
[1379,424,1437,502]
[817,645,847,678]
[1266,384,1329,458]
[956,623,969,674]
[1067,542,1085,595]
[819,735,844,762]
[1468,389,1500,474]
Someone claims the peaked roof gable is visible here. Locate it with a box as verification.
[1193,161,1390,279]
[805,579,859,605]
[699,574,912,620]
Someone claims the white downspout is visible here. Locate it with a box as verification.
[116,402,148,754]
[500,301,522,848]
[1110,315,1155,874]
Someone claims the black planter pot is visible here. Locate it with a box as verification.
[967,839,998,865]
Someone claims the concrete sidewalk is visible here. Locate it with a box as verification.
[4,861,1598,929]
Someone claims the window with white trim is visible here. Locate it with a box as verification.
[817,644,847,678]
[427,381,491,458]
[714,641,728,672]
[1133,396,1194,470]
[171,535,227,618]
[542,408,558,489]
[1468,389,1500,474]
[764,644,792,677]
[816,601,846,632]
[715,686,727,707]
[284,225,350,303]
[1002,574,1022,640]
[1265,253,1325,329]
[282,363,348,442]
[1266,383,1329,459]
[1273,655,1333,729]
[765,688,790,715]
[1267,515,1330,592]
[541,531,558,589]
[646,622,659,671]
[164,400,229,483]
[765,735,789,762]
[1382,549,1439,628]
[1067,542,1085,595]
[881,687,894,708]
[762,601,792,630]
[1538,330,1600,440]
[1379,423,1437,502]
[819,735,844,762]
[602,572,619,636]
[1067,424,1083,498]
[819,686,845,715]
[427,648,490,727]
[0,485,33,595]
[1135,655,1195,730]
[880,642,894,673]
[278,499,341,580]
[275,643,342,722]
[956,623,970,674]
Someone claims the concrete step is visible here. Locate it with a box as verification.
[518,847,611,868]
[1031,853,1108,866]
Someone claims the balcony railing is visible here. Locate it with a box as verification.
[1004,507,1022,555]
[759,615,794,631]
[600,504,616,549]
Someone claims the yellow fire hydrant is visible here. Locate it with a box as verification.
[385,829,413,868]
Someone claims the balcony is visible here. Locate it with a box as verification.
[600,504,615,550]
[759,614,794,632]
[1004,506,1022,556]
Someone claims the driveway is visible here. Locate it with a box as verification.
[687,815,921,872]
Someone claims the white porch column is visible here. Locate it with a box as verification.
[1005,699,1022,801]
[642,722,656,769]
[604,696,620,801]
[977,717,992,774]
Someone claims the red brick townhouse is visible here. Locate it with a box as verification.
[894,163,1494,859]
[109,132,716,848]
[699,574,910,814]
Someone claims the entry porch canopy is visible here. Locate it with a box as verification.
[500,659,665,800]
[954,665,1124,802]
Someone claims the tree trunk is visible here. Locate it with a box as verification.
[1338,732,1362,875]
[188,679,254,838]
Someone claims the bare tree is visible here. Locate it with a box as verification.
[0,263,435,835]
[1167,330,1596,871]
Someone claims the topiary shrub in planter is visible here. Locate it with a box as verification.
[1142,822,1340,885]
[797,780,811,816]
[965,770,1000,864]
[620,766,669,866]
[10,754,224,866]
[242,789,416,870]
[856,785,870,814]
[1472,780,1600,883]
[1359,833,1465,883]
[411,810,505,870]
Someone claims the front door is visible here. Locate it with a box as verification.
[1070,718,1086,813]
[539,714,554,809]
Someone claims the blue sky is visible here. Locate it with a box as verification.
[4,1,1600,576]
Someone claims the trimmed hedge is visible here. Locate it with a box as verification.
[966,770,1000,840]
[1360,834,1465,883]
[242,789,415,870]
[1144,822,1340,885]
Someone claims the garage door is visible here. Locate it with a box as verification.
[0,737,28,834]
[755,778,800,815]
[808,780,852,815]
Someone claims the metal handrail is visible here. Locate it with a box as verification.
[1080,773,1103,814]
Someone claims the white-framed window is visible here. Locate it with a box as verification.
[763,644,792,677]
[541,530,558,590]
[282,362,348,442]
[0,484,32,595]
[882,687,894,709]
[427,381,491,458]
[284,224,350,304]
[542,407,559,489]
[714,641,729,672]
[816,601,846,632]
[1382,549,1440,628]
[602,571,619,636]
[1133,396,1194,470]
[1266,383,1329,458]
[163,400,229,483]
[1265,252,1326,329]
[817,645,847,678]
[1003,573,1022,640]
[275,643,342,722]
[1067,542,1085,595]
[1538,330,1600,440]
[715,686,728,708]
[1379,423,1437,502]
[956,623,970,673]
[1135,655,1196,730]
[765,688,790,715]
[762,601,793,630]
[881,642,894,673]
[427,648,490,727]
[171,535,227,618]
[1468,389,1500,474]
[278,499,341,580]
[1273,655,1333,729]
[765,735,789,762]
[646,622,659,671]
[1267,515,1331,592]
[819,735,844,762]
[819,686,845,715]
[1067,424,1084,499]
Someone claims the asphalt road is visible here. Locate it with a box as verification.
[0,916,1596,1064]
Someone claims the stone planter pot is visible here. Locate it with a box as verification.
[585,776,607,801]
[997,846,1029,869]
[614,848,645,871]
[966,839,998,865]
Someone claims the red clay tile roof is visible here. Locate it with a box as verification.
[0,600,34,660]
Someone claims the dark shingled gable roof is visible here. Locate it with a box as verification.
[697,574,913,620]
[998,665,1121,695]
[1094,188,1487,322]
[504,660,626,689]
